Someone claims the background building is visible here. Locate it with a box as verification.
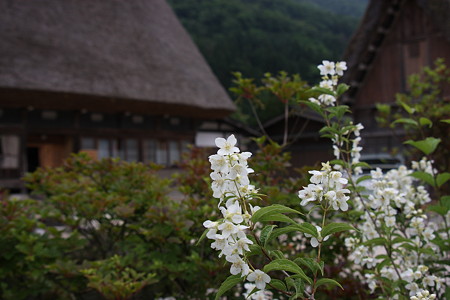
[0,0,236,190]
[342,0,450,154]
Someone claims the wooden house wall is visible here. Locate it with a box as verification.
[354,0,450,138]
[355,1,450,109]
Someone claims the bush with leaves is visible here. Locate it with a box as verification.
[1,153,235,299]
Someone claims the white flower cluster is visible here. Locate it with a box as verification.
[411,157,437,175]
[410,289,436,300]
[203,135,271,292]
[346,164,447,296]
[298,162,350,211]
[309,60,347,106]
[332,122,364,175]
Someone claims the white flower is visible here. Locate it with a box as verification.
[319,79,334,89]
[228,256,250,276]
[410,290,436,300]
[333,145,340,159]
[309,97,320,105]
[298,184,320,206]
[211,238,226,251]
[309,170,325,184]
[405,282,420,296]
[385,216,396,227]
[335,61,347,76]
[215,134,239,156]
[318,94,336,106]
[235,236,253,255]
[247,270,271,290]
[423,227,435,241]
[217,221,240,238]
[210,171,226,199]
[209,154,229,173]
[318,60,336,76]
[422,275,436,287]
[220,202,244,224]
[354,123,364,136]
[229,162,249,180]
[304,225,329,247]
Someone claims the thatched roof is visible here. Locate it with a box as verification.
[341,0,450,103]
[0,0,235,118]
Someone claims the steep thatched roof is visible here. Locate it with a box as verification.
[0,0,235,118]
[341,0,450,103]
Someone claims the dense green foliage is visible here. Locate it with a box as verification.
[301,0,368,17]
[168,0,366,89]
[1,154,228,299]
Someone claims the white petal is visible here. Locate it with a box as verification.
[227,134,237,146]
[215,137,226,148]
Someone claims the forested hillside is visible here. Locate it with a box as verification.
[168,0,367,125]
[168,0,367,88]
[301,0,368,17]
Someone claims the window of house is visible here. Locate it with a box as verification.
[143,139,157,163]
[156,141,168,165]
[168,140,180,165]
[122,139,139,162]
[0,135,20,168]
[98,139,111,159]
[80,137,190,167]
[81,137,96,150]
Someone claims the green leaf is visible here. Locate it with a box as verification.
[410,171,435,187]
[259,213,296,224]
[312,87,335,96]
[325,105,350,119]
[196,229,208,246]
[437,173,450,187]
[215,275,243,300]
[445,286,450,300]
[294,223,318,238]
[268,279,287,291]
[264,259,312,284]
[356,175,372,184]
[352,162,371,169]
[427,205,448,216]
[392,118,418,127]
[300,100,323,115]
[376,103,391,114]
[286,278,305,300]
[398,100,415,114]
[329,159,345,167]
[321,223,355,237]
[269,250,285,260]
[419,117,433,128]
[294,257,324,276]
[441,196,450,209]
[336,83,349,97]
[441,119,450,124]
[404,137,441,155]
[260,225,277,248]
[251,204,303,224]
[376,258,391,272]
[391,237,414,245]
[247,244,263,257]
[315,278,343,290]
[266,226,302,244]
[362,237,387,247]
